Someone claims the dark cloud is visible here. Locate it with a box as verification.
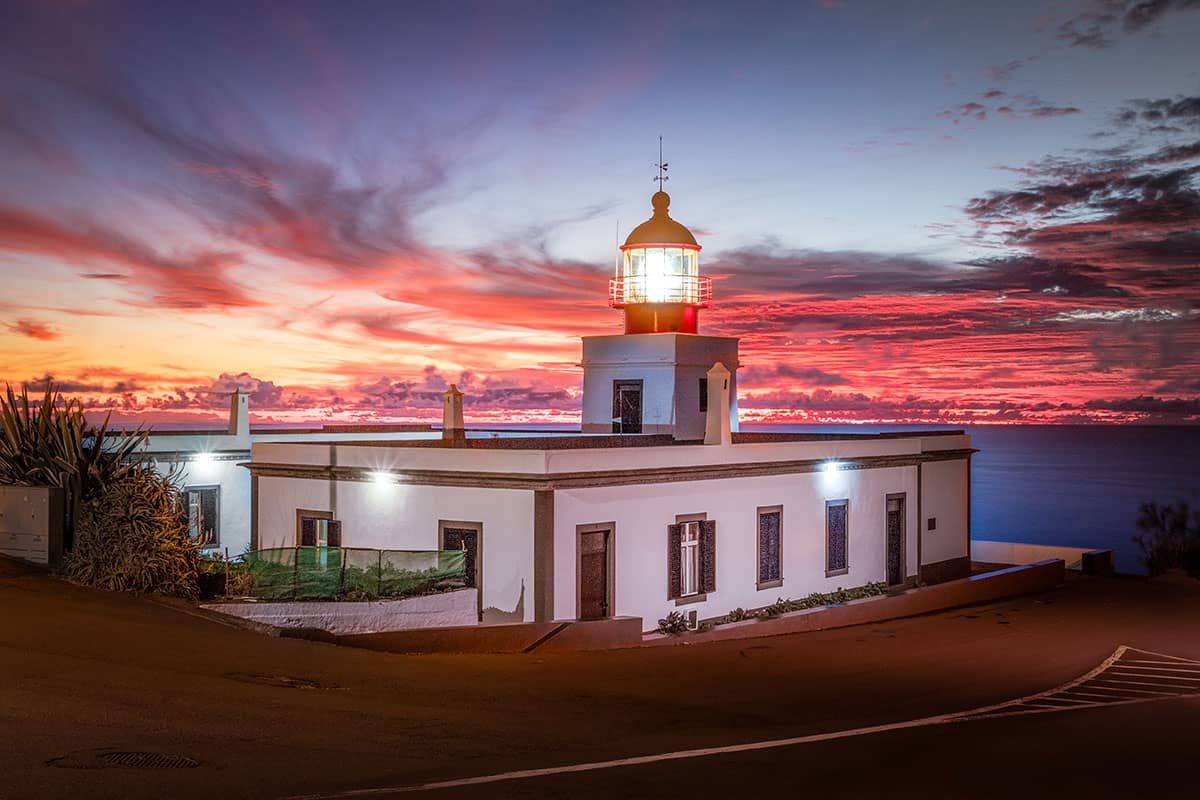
[1058,0,1200,48]
[966,127,1200,285]
[939,93,1080,125]
[987,57,1037,82]
[1083,395,1200,415]
[740,365,847,389]
[1114,95,1200,132]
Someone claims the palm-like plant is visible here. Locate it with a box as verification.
[1133,501,1200,577]
[0,382,147,549]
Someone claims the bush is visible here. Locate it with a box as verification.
[65,467,200,598]
[657,610,689,635]
[1133,501,1200,577]
[761,582,888,617]
[0,382,146,551]
[723,607,756,623]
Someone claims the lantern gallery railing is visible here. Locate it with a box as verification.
[609,274,712,307]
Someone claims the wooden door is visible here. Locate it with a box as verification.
[886,496,904,586]
[579,529,610,619]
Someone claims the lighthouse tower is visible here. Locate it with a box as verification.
[581,190,739,439]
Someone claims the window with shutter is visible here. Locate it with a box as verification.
[299,517,316,547]
[757,507,782,587]
[700,519,716,593]
[826,500,849,576]
[667,523,682,599]
[296,510,335,549]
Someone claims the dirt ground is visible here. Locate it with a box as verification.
[2,557,1199,800]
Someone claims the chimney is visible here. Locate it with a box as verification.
[704,362,732,446]
[442,384,465,442]
[228,390,250,441]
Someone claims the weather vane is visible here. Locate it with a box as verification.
[654,135,669,191]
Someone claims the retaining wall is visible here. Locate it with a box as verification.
[335,616,644,654]
[972,540,1096,570]
[202,587,477,635]
[643,559,1066,647]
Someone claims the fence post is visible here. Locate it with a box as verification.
[293,547,299,600]
[339,547,347,597]
[224,547,230,598]
[377,550,383,597]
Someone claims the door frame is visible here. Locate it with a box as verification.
[885,492,907,586]
[575,522,616,620]
[439,519,483,621]
[611,379,644,434]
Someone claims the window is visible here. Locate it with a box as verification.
[186,486,219,548]
[699,377,708,413]
[826,499,849,576]
[680,522,700,596]
[668,518,716,601]
[757,506,783,589]
[297,510,341,548]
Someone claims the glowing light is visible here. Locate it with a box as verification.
[369,471,395,485]
[645,248,668,302]
[822,460,844,473]
[193,452,214,465]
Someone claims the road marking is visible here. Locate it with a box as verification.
[1081,683,1178,696]
[1110,666,1200,676]
[1088,677,1198,691]
[283,646,1200,800]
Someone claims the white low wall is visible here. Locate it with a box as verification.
[202,587,478,634]
[971,539,1095,570]
[0,487,63,567]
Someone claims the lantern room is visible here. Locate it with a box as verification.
[610,191,712,334]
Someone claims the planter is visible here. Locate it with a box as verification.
[197,571,227,600]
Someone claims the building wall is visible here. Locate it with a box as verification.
[581,333,738,436]
[552,464,920,628]
[674,334,739,438]
[256,476,535,622]
[152,457,252,555]
[920,457,970,568]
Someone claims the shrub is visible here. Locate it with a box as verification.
[723,607,756,623]
[1133,501,1200,577]
[657,610,689,635]
[65,466,200,598]
[761,582,888,617]
[0,382,146,550]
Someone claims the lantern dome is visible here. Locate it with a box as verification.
[622,191,699,247]
[609,191,711,335]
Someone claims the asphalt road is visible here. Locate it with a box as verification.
[2,558,1198,800]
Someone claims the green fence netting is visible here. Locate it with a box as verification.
[241,547,466,601]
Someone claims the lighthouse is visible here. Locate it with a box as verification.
[581,187,739,439]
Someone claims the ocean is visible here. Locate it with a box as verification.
[743,424,1200,575]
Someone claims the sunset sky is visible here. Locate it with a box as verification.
[1,0,1198,426]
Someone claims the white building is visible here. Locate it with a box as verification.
[233,189,974,629]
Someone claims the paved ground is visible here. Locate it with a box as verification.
[2,557,1199,799]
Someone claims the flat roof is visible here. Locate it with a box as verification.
[296,429,969,450]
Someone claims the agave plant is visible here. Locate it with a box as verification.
[66,464,199,598]
[0,382,147,549]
